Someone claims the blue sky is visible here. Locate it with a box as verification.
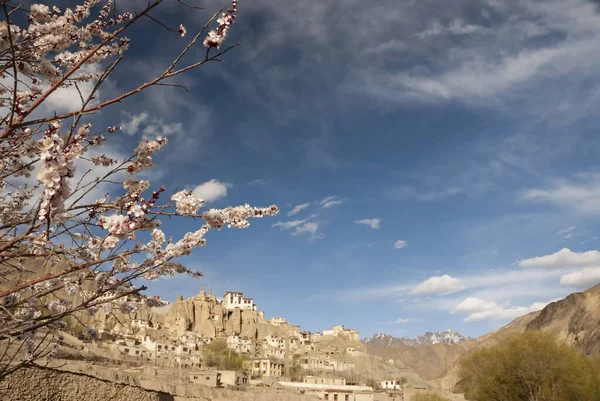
[49,0,600,339]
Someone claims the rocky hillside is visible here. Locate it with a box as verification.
[363,330,470,347]
[525,283,600,355]
[432,284,600,392]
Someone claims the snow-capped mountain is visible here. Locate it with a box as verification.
[363,329,470,347]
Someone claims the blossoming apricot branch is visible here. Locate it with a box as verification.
[0,0,278,377]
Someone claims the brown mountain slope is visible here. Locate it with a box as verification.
[525,283,600,355]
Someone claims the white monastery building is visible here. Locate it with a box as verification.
[222,291,258,311]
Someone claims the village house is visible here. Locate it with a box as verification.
[189,371,221,387]
[218,370,249,386]
[226,335,253,354]
[278,380,373,401]
[130,319,150,329]
[305,377,347,386]
[270,317,287,326]
[346,347,364,356]
[318,325,360,342]
[264,334,285,349]
[300,356,356,372]
[264,348,286,360]
[380,379,404,390]
[247,359,285,377]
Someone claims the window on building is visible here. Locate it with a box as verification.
[333,395,338,401]
[324,395,329,400]
[206,376,211,380]
[345,395,349,401]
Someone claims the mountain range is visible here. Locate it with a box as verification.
[363,329,470,348]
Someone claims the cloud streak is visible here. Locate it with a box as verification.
[355,218,381,229]
[518,248,600,269]
[288,203,311,216]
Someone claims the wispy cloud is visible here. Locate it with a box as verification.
[292,222,324,240]
[355,218,381,229]
[246,179,266,186]
[396,318,424,324]
[452,297,555,322]
[327,267,566,303]
[521,174,600,214]
[121,110,184,139]
[319,196,344,209]
[272,214,323,240]
[555,226,576,238]
[288,203,311,216]
[416,20,486,39]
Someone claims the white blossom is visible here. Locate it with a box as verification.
[203,0,239,48]
[171,190,203,215]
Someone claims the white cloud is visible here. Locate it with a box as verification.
[121,112,149,135]
[518,248,600,269]
[292,222,323,240]
[521,174,600,214]
[417,20,485,38]
[454,297,498,314]
[355,218,381,229]
[142,121,183,138]
[453,297,553,322]
[288,203,311,216]
[559,267,600,288]
[396,318,423,324]
[191,179,231,203]
[43,64,104,113]
[394,240,407,249]
[273,214,318,230]
[332,267,566,303]
[319,196,344,209]
[273,214,322,239]
[121,111,184,139]
[411,275,465,295]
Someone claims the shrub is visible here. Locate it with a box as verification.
[459,330,600,401]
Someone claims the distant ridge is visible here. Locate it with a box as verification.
[363,329,470,347]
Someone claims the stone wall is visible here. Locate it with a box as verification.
[0,367,173,401]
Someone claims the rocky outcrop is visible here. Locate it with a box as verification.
[89,290,295,342]
[0,367,173,401]
[161,295,278,339]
